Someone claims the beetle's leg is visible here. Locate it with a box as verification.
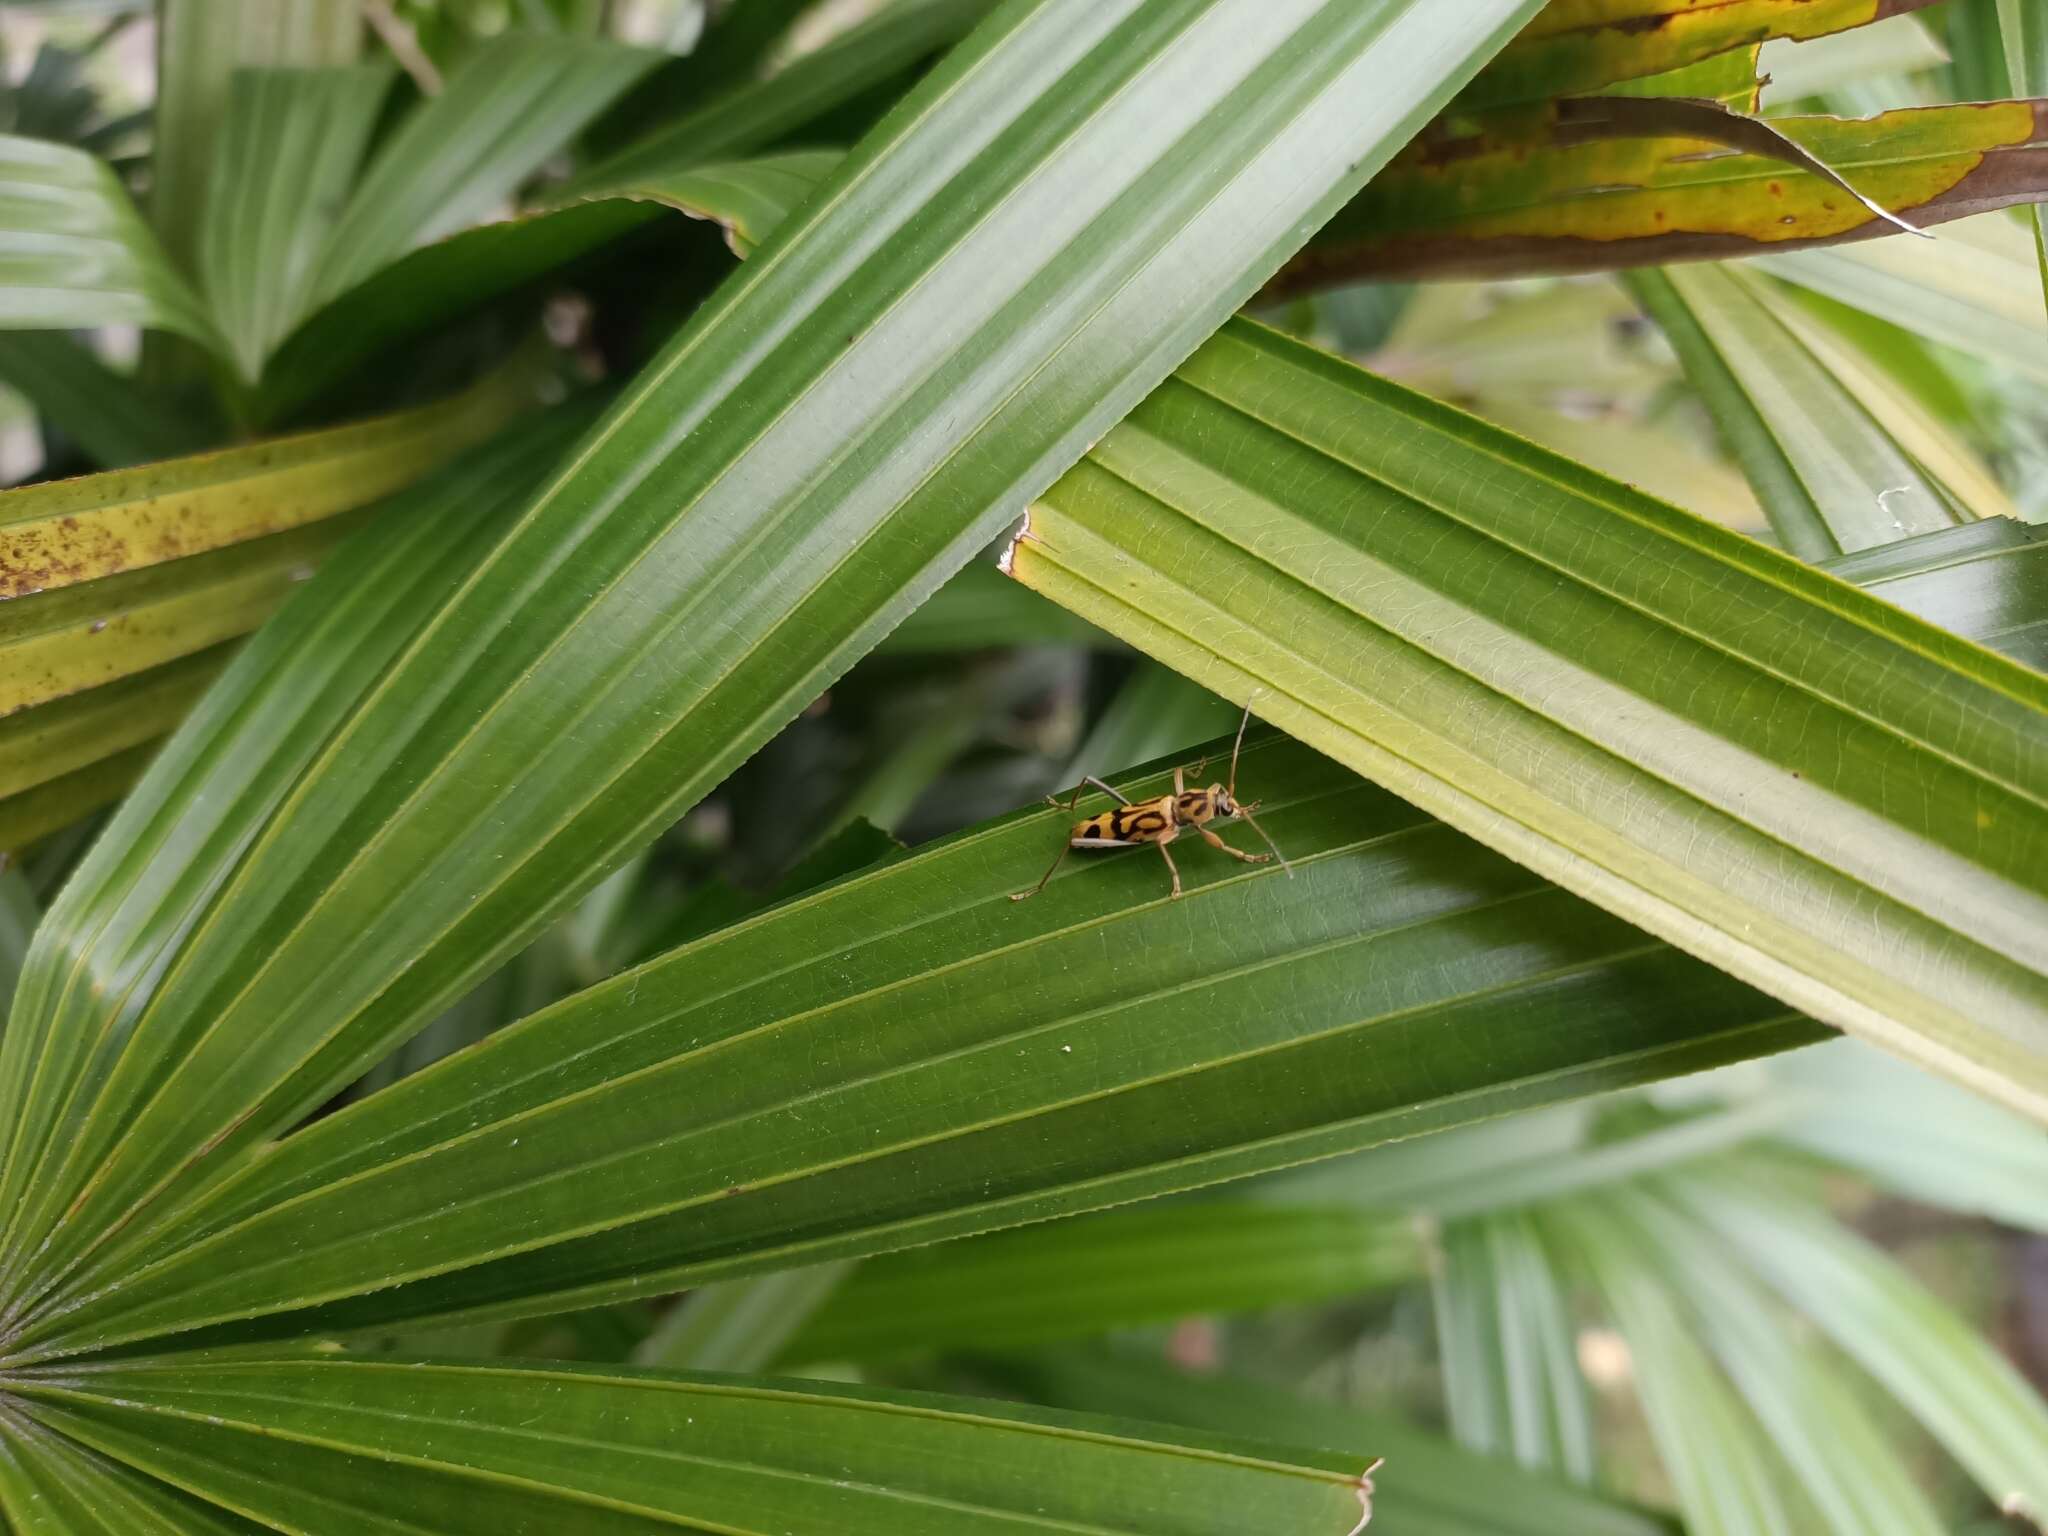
[1173,764,1186,796]
[1041,780,1089,814]
[1196,824,1270,864]
[1236,806,1293,877]
[1011,840,1074,901]
[1155,826,1184,899]
[1015,783,1089,900]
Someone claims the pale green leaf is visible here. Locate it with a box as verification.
[0,135,217,348]
[307,35,662,307]
[197,63,393,380]
[1997,0,2048,311]
[1587,1182,1946,1536]
[1550,1198,1797,1536]
[1756,211,2048,385]
[1668,1163,2048,1526]
[635,1264,853,1374]
[151,0,361,270]
[1435,1212,1595,1484]
[1628,263,1981,559]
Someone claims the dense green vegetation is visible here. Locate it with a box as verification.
[1,2,2045,1531]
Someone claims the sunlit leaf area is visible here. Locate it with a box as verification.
[1,1,2045,1531]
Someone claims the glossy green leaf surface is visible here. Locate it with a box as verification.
[7,1358,1379,1536]
[1011,318,2048,1118]
[1007,1349,1680,1536]
[0,1408,259,1534]
[1820,519,2048,673]
[0,134,217,347]
[0,0,1555,1336]
[1628,264,1983,559]
[782,1203,1424,1363]
[9,735,1809,1357]
[0,407,593,1318]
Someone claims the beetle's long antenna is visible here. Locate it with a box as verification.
[1237,806,1292,878]
[1226,694,1257,796]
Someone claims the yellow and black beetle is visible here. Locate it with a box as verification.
[1011,700,1292,902]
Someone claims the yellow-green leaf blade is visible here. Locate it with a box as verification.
[0,365,528,600]
[1465,0,1945,108]
[1012,318,2048,1117]
[1274,100,2048,290]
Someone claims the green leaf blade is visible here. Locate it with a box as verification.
[1006,1349,1680,1536]
[1667,1165,2048,1523]
[0,407,596,1313]
[12,1359,1377,1536]
[782,1203,1425,1364]
[14,738,1809,1356]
